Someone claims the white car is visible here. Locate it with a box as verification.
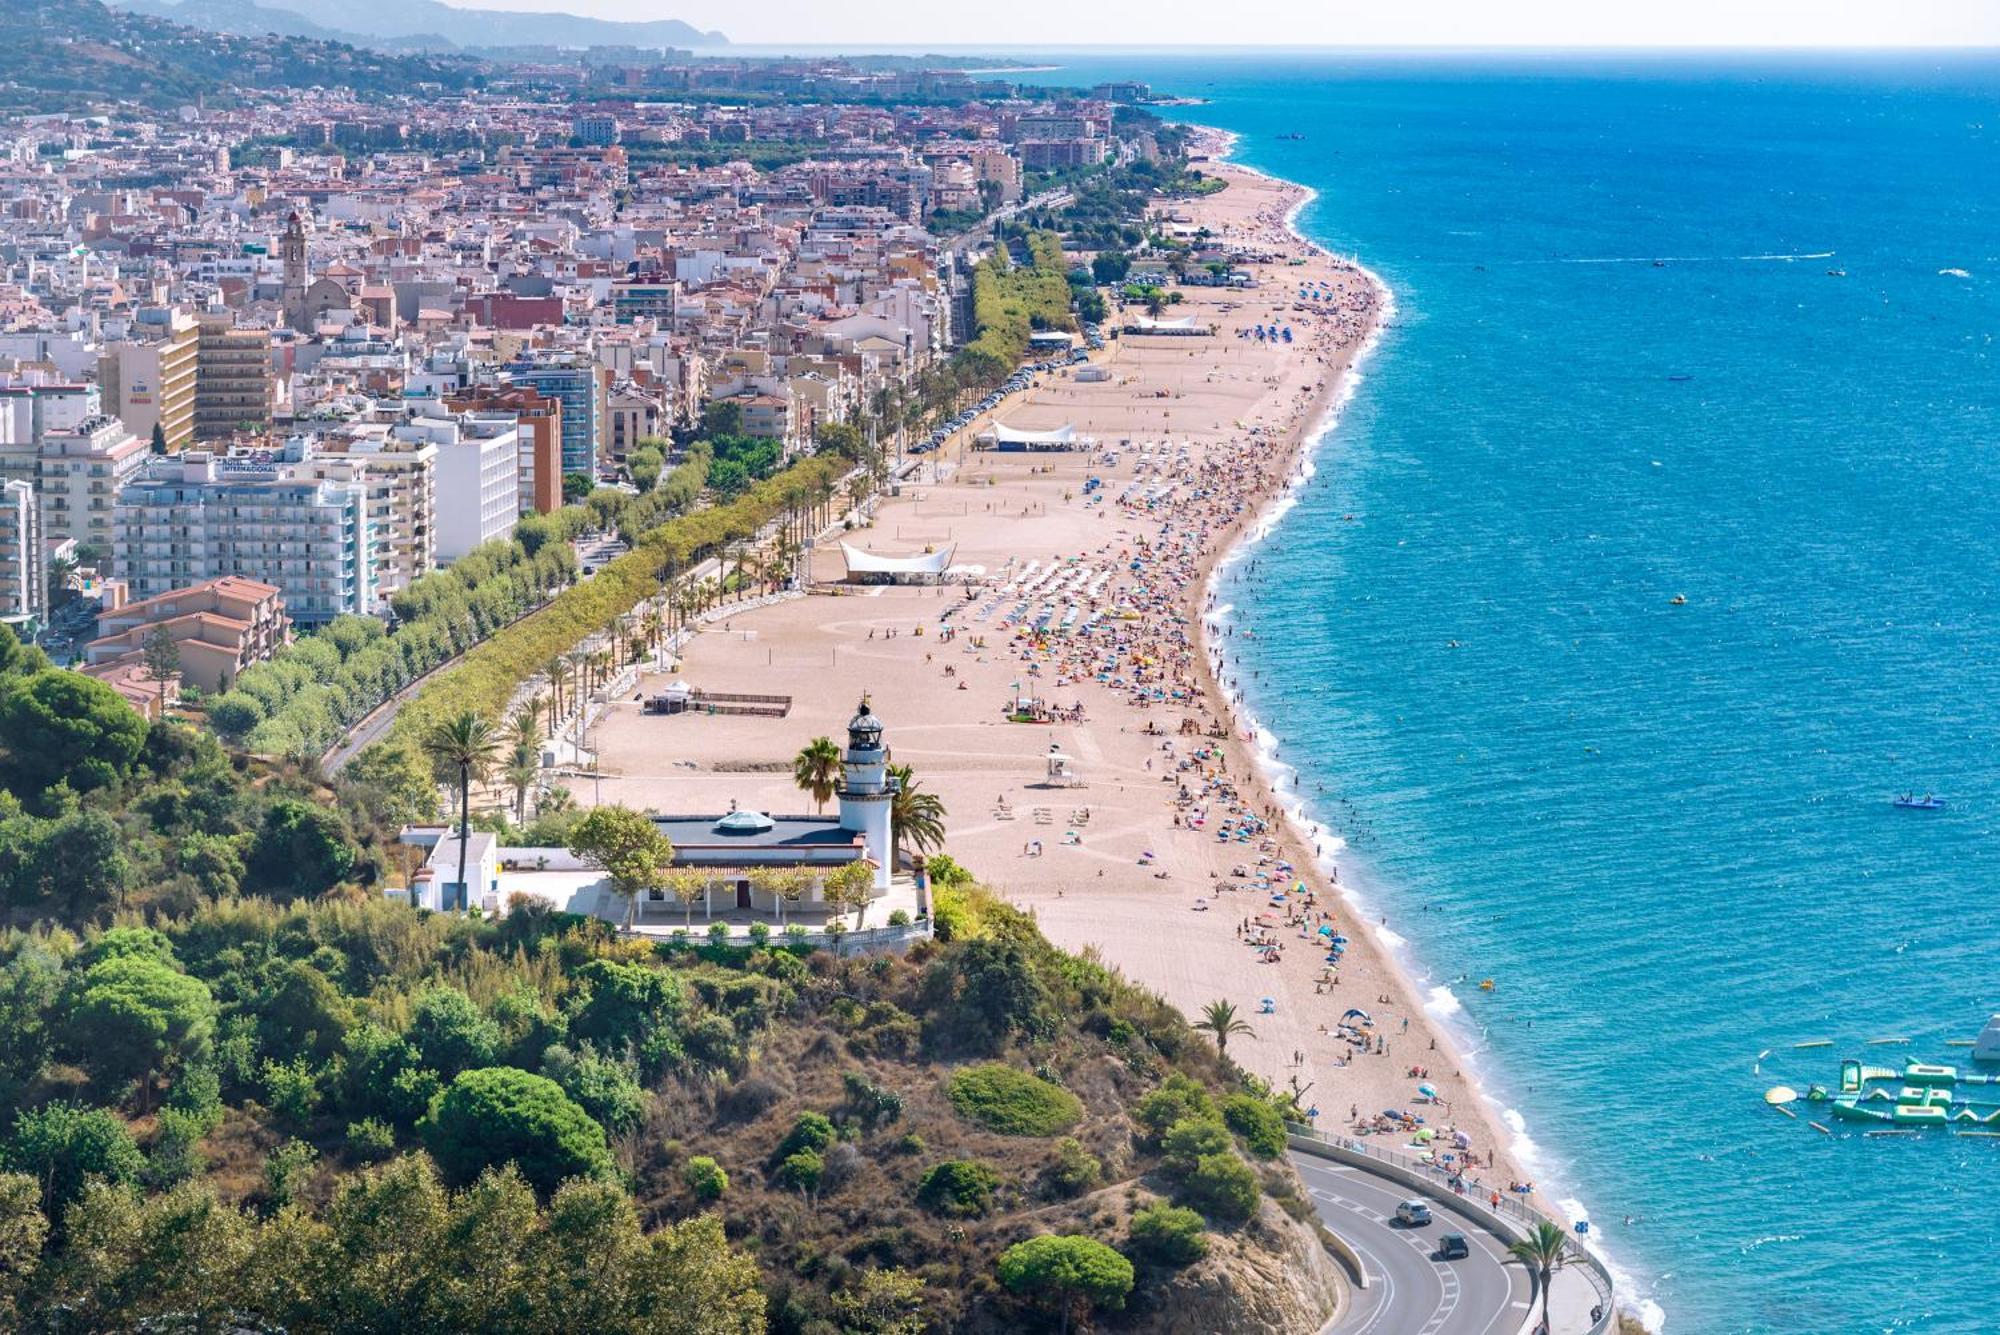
[1394,1200,1433,1227]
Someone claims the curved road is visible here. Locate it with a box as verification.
[1290,1152,1534,1335]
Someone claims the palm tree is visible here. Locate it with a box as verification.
[421,711,502,911]
[1507,1221,1571,1335]
[1192,1000,1254,1058]
[886,762,946,871]
[541,656,567,728]
[793,736,842,814]
[503,736,540,823]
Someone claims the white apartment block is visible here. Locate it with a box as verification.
[37,414,149,553]
[0,480,44,632]
[399,409,520,561]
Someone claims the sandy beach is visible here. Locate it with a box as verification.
[587,134,1532,1201]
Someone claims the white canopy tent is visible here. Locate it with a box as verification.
[975,422,1083,452]
[840,542,958,584]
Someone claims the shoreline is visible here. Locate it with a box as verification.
[1176,127,1531,1186]
[1188,125,1659,1331]
[581,135,1640,1325]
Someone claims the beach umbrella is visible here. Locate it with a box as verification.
[1417,1083,1438,1099]
[1343,1008,1373,1024]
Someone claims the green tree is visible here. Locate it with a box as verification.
[420,711,501,912]
[995,1234,1134,1334]
[1127,1202,1209,1267]
[887,762,946,867]
[792,735,841,814]
[421,1067,613,1195]
[1221,1093,1288,1159]
[1192,999,1253,1059]
[916,1159,999,1218]
[0,1171,45,1328]
[2,1102,144,1218]
[33,810,130,917]
[141,627,181,711]
[407,986,501,1078]
[566,804,673,929]
[1179,1151,1260,1224]
[1507,1219,1573,1335]
[61,952,217,1106]
[833,1266,928,1335]
[248,799,356,895]
[0,670,148,796]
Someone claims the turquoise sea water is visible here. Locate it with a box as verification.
[1047,51,2000,1332]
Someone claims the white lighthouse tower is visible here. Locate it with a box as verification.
[837,695,896,890]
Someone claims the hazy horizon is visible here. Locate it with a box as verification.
[421,0,2000,51]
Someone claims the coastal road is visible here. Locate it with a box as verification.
[1290,1153,1534,1335]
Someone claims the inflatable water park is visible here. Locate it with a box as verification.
[1766,1016,2000,1135]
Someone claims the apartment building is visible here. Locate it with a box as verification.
[446,384,564,515]
[112,452,372,624]
[193,313,274,441]
[395,409,520,561]
[606,385,663,468]
[0,480,44,632]
[298,430,437,610]
[37,414,149,552]
[99,310,199,452]
[507,357,604,479]
[85,575,288,692]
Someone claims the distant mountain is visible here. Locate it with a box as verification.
[3,0,483,111]
[120,0,727,50]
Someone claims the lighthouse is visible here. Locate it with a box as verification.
[837,695,896,890]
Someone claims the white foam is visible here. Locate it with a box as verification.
[1424,983,1463,1019]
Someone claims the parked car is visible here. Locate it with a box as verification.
[1437,1233,1470,1261]
[1394,1200,1432,1228]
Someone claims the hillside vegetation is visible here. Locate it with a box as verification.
[4,0,484,111]
[0,872,1339,1332]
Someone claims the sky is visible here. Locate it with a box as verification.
[459,0,2000,50]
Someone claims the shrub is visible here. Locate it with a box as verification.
[917,1159,1000,1217]
[1221,1093,1288,1159]
[1159,1117,1231,1175]
[1128,1203,1209,1266]
[1179,1151,1260,1224]
[2,1102,144,1216]
[774,1148,823,1194]
[747,922,772,949]
[262,1055,322,1126]
[1134,1074,1216,1140]
[421,1066,614,1194]
[683,1154,728,1200]
[774,1110,837,1163]
[887,909,912,927]
[346,1117,397,1160]
[947,1063,1082,1137]
[264,1139,318,1209]
[707,922,730,947]
[896,1132,926,1156]
[1042,1136,1102,1197]
[841,1072,904,1129]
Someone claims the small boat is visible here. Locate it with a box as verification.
[1667,374,1694,382]
[1826,268,1847,277]
[1670,594,1687,606]
[1276,131,1307,141]
[1892,794,1946,810]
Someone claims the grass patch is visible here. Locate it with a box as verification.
[948,1063,1083,1137]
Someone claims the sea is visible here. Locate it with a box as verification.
[1036,49,2000,1333]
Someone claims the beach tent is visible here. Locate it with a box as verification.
[976,422,1083,452]
[1342,1008,1373,1025]
[839,543,957,585]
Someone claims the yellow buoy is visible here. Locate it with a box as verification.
[1479,979,1496,991]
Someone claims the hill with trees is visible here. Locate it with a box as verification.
[0,668,1343,1332]
[3,0,485,112]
